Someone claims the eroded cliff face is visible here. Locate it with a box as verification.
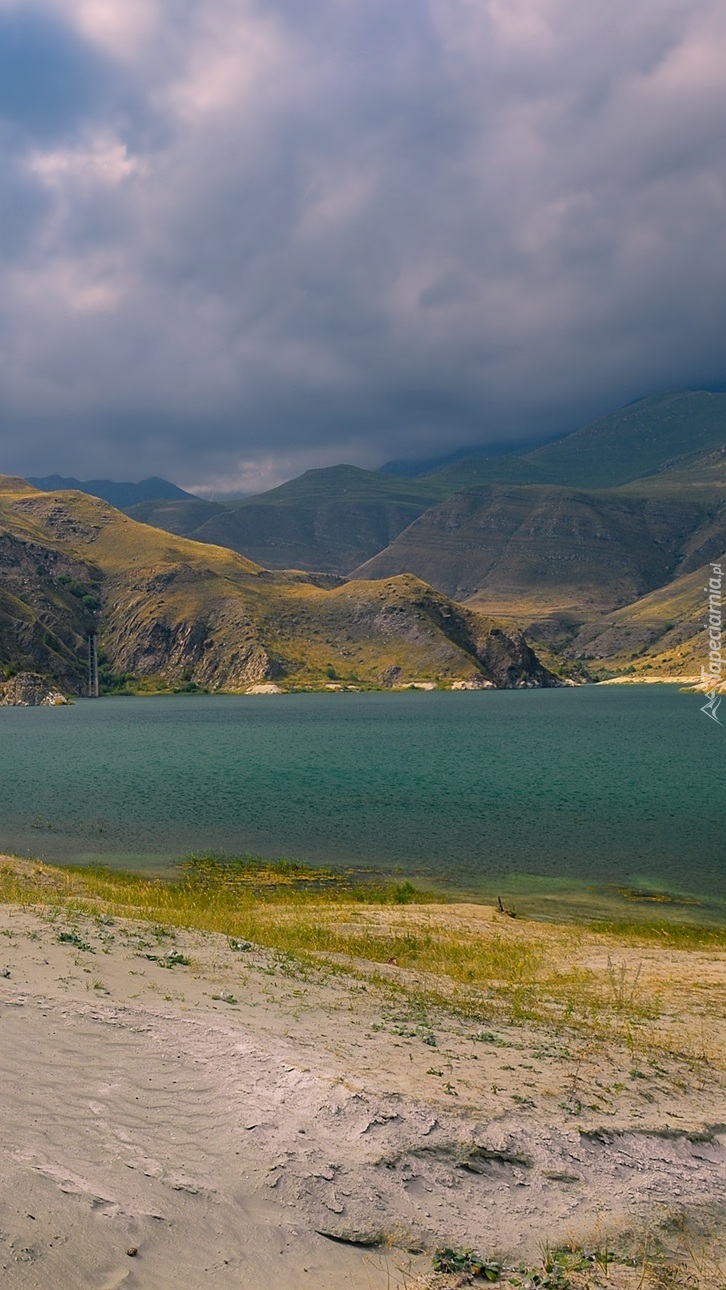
[459,616,560,689]
[0,532,99,692]
[102,569,276,690]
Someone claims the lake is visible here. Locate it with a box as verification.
[1,687,724,921]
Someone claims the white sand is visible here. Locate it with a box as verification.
[1,902,724,1288]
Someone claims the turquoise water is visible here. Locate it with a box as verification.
[0,688,724,916]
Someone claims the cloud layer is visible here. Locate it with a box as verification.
[1,0,725,490]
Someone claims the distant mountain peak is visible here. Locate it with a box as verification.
[26,475,200,509]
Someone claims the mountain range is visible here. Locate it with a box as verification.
[122,391,725,679]
[7,388,725,687]
[125,466,446,574]
[0,477,557,695]
[352,397,725,674]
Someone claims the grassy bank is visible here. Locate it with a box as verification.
[1,853,724,1063]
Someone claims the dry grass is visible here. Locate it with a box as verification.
[0,854,724,1061]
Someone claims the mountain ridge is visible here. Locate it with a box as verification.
[27,475,199,509]
[419,390,726,492]
[352,480,725,617]
[116,392,726,586]
[10,389,726,681]
[0,478,559,695]
[124,465,447,574]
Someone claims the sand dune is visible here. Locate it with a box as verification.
[1,899,724,1287]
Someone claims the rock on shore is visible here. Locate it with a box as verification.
[0,672,69,706]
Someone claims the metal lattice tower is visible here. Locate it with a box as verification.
[87,633,99,698]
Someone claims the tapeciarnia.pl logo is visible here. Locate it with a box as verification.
[701,560,723,724]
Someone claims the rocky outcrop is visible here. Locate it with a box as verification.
[399,584,562,688]
[0,672,69,706]
[464,620,560,688]
[451,677,495,690]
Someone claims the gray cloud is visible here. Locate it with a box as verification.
[0,0,725,491]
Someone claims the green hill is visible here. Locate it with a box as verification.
[120,394,726,588]
[0,477,557,693]
[125,465,446,573]
[423,391,726,492]
[125,497,226,535]
[617,442,726,495]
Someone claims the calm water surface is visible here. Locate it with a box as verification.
[0,688,723,916]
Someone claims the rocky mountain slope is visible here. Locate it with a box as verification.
[566,558,722,676]
[352,479,725,620]
[124,393,726,576]
[0,484,104,692]
[355,484,715,610]
[351,428,726,669]
[125,465,445,574]
[0,477,558,694]
[116,397,726,673]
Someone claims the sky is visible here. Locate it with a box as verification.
[1,0,725,495]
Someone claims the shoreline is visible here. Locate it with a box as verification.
[3,845,725,932]
[2,849,725,931]
[3,682,565,700]
[2,676,711,703]
[596,674,700,685]
[1,855,724,1287]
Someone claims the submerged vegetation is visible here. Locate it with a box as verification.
[179,851,427,905]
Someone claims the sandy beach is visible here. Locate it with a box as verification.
[1,861,724,1288]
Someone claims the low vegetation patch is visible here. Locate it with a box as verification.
[425,1228,725,1289]
[0,854,723,1054]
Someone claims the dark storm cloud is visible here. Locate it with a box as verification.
[0,0,725,492]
